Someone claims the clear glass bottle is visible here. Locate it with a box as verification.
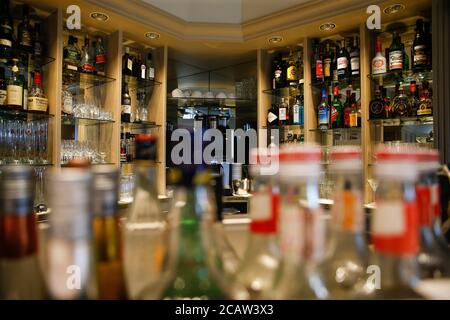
[79,35,94,73]
[61,84,73,114]
[367,146,424,299]
[320,146,368,299]
[92,167,128,299]
[232,148,281,299]
[0,166,47,299]
[28,69,48,113]
[45,167,96,299]
[269,144,328,300]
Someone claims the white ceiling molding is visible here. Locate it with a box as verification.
[85,0,386,42]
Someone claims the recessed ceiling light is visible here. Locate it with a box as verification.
[319,22,336,31]
[383,4,405,14]
[145,32,160,40]
[89,12,109,22]
[268,36,283,44]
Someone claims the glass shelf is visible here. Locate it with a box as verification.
[61,162,115,167]
[263,83,304,95]
[368,70,433,88]
[311,76,361,90]
[263,124,304,129]
[123,75,162,90]
[122,121,160,129]
[168,97,256,108]
[0,51,55,68]
[0,161,53,167]
[63,69,116,90]
[310,127,361,133]
[61,114,115,126]
[0,108,54,121]
[369,116,433,126]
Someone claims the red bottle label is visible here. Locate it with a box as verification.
[416,185,431,226]
[315,60,323,79]
[81,64,94,72]
[96,54,106,64]
[250,192,279,234]
[372,201,419,255]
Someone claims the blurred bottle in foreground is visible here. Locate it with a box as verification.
[233,148,281,299]
[92,167,128,299]
[159,166,226,299]
[367,146,424,299]
[270,145,328,299]
[123,134,167,299]
[321,146,369,298]
[45,168,96,299]
[415,149,450,278]
[0,166,47,299]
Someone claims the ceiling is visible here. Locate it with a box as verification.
[140,0,313,24]
[22,0,431,68]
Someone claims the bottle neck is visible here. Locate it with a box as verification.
[135,163,158,194]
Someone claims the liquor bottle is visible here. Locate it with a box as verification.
[45,168,95,299]
[342,89,352,128]
[332,46,338,82]
[382,87,392,118]
[314,45,324,83]
[369,88,384,119]
[278,97,288,126]
[33,23,44,57]
[63,35,81,71]
[233,148,280,299]
[372,36,387,75]
[273,54,284,89]
[138,53,146,80]
[28,70,48,113]
[291,96,301,125]
[21,68,28,111]
[412,19,428,73]
[132,54,140,78]
[408,81,419,116]
[145,52,155,80]
[337,39,350,81]
[94,36,106,76]
[0,0,14,60]
[6,58,23,110]
[350,37,360,78]
[269,145,328,299]
[415,149,450,279]
[417,81,432,116]
[79,35,94,73]
[298,95,304,126]
[349,92,358,127]
[120,132,126,163]
[92,167,128,299]
[424,21,432,71]
[392,86,410,118]
[286,54,298,87]
[17,5,33,53]
[121,82,131,123]
[0,67,6,106]
[122,47,133,76]
[161,168,226,299]
[267,103,278,128]
[323,43,332,82]
[403,43,410,72]
[0,166,47,299]
[320,147,368,299]
[331,85,342,128]
[388,31,404,72]
[318,87,329,129]
[367,146,424,299]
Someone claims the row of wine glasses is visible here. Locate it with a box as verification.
[0,118,49,165]
[61,140,108,164]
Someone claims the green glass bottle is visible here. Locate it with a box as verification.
[161,170,225,300]
[331,85,343,128]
